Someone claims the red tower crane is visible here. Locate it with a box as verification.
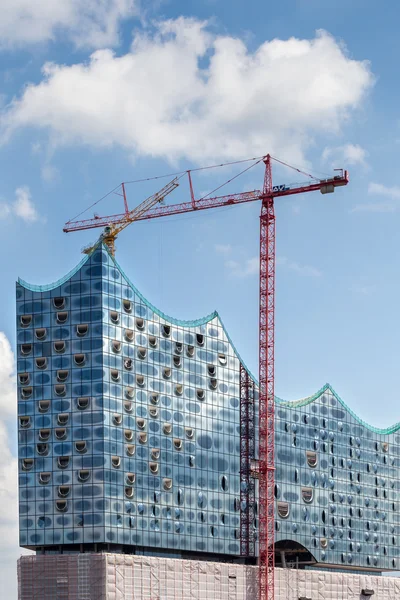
[64,155,349,600]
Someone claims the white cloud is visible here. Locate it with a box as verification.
[278,256,322,277]
[322,143,367,167]
[215,244,232,255]
[0,22,373,165]
[0,0,137,50]
[41,164,59,183]
[13,187,40,222]
[0,332,28,600]
[225,257,259,277]
[351,182,400,213]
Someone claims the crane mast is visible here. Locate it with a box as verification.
[64,154,349,600]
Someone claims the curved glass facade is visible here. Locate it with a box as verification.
[17,243,400,570]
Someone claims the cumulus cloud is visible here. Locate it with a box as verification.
[0,21,373,165]
[0,186,40,223]
[351,182,400,213]
[277,256,322,277]
[0,0,137,50]
[225,257,259,278]
[322,143,367,167]
[0,332,25,599]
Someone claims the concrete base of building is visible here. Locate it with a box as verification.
[18,553,400,599]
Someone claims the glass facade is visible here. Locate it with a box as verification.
[16,242,400,570]
[17,244,241,555]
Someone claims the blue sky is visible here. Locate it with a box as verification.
[0,0,399,595]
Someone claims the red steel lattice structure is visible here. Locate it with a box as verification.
[64,154,349,600]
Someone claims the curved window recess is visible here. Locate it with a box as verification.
[218,353,227,366]
[39,472,51,484]
[123,299,132,313]
[209,378,218,390]
[175,384,183,396]
[148,335,157,348]
[149,407,158,418]
[110,369,120,382]
[221,475,228,492]
[234,529,240,540]
[173,438,183,451]
[20,315,32,328]
[124,430,133,441]
[199,512,206,523]
[56,311,68,324]
[74,354,85,366]
[234,498,240,512]
[196,334,204,347]
[126,444,135,456]
[58,414,69,425]
[110,311,120,324]
[58,486,70,498]
[35,328,47,341]
[185,427,194,440]
[175,342,183,354]
[163,423,172,435]
[76,324,88,337]
[112,414,122,426]
[124,388,134,401]
[149,462,159,474]
[57,370,69,382]
[177,488,184,506]
[186,345,195,357]
[207,365,216,376]
[21,386,33,399]
[137,347,147,360]
[37,443,49,456]
[150,393,159,405]
[125,329,134,343]
[126,473,136,485]
[58,456,70,469]
[210,526,217,538]
[38,400,50,413]
[135,317,145,331]
[55,384,66,397]
[277,502,290,519]
[320,538,328,549]
[19,416,31,429]
[125,487,134,498]
[75,441,87,454]
[124,401,133,413]
[22,458,34,471]
[136,374,145,387]
[162,324,171,338]
[136,418,146,430]
[306,451,318,468]
[78,470,91,482]
[77,397,90,410]
[55,428,67,440]
[220,514,226,525]
[53,297,65,309]
[173,356,182,368]
[163,368,171,380]
[189,455,195,468]
[112,340,121,353]
[138,432,147,444]
[151,448,160,460]
[21,344,32,356]
[39,429,51,441]
[111,456,121,468]
[19,373,30,385]
[302,487,313,503]
[196,389,205,401]
[163,478,172,491]
[56,500,68,512]
[382,442,389,452]
[36,357,47,370]
[54,341,66,354]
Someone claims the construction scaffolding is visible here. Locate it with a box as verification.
[18,554,400,600]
